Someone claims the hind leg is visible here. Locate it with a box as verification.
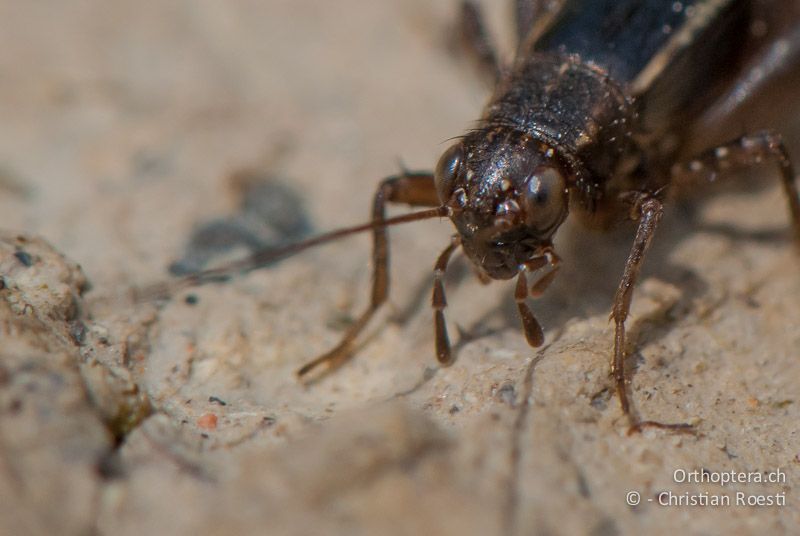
[672,130,800,244]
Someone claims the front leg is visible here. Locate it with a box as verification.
[611,195,693,433]
[297,172,441,380]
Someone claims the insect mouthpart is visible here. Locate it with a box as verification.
[495,198,521,221]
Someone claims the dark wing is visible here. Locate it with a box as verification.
[527,0,749,137]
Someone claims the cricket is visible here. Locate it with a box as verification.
[144,0,800,432]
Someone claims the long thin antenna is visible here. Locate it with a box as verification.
[135,205,449,301]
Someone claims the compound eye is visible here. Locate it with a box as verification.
[434,143,464,204]
[522,166,567,233]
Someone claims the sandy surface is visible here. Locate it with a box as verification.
[1,1,798,535]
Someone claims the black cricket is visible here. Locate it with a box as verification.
[154,0,800,432]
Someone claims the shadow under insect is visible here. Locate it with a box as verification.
[169,170,313,278]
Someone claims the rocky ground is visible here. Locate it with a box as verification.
[0,1,798,534]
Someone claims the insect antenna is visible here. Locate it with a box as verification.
[134,205,449,302]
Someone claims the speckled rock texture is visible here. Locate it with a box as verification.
[0,2,798,535]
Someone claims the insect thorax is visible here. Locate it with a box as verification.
[483,53,641,206]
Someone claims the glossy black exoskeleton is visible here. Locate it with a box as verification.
[154,0,800,431]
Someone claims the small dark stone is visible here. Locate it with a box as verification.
[208,396,227,406]
[8,398,22,413]
[495,382,517,406]
[96,451,125,480]
[590,517,619,536]
[14,250,33,267]
[184,294,199,305]
[69,321,87,345]
[590,388,611,410]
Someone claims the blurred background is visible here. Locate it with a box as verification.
[1,2,798,535]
